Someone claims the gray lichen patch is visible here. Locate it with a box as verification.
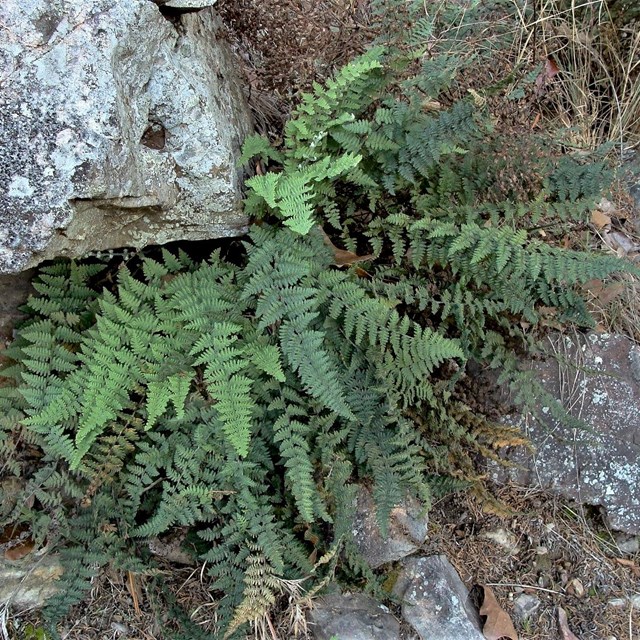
[490,332,640,535]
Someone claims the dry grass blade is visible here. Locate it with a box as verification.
[510,0,640,155]
[127,571,141,615]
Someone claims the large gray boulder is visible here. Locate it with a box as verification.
[0,0,252,273]
[491,332,640,534]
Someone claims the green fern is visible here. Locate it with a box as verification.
[1,11,637,639]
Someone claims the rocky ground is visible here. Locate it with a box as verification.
[4,481,639,639]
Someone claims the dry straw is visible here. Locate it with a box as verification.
[512,0,640,156]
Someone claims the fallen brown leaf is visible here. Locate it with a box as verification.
[4,538,35,561]
[591,209,611,229]
[480,585,518,640]
[318,228,373,267]
[582,279,624,306]
[353,266,371,278]
[557,606,580,640]
[535,56,560,95]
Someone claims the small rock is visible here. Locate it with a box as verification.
[480,528,519,555]
[352,487,428,569]
[513,593,540,619]
[607,594,640,609]
[0,556,63,609]
[608,598,627,608]
[567,578,584,598]
[308,592,400,640]
[597,197,617,214]
[537,574,551,589]
[110,622,129,635]
[393,555,484,640]
[615,534,639,555]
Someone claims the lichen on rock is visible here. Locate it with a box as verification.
[0,0,252,273]
[490,332,640,535]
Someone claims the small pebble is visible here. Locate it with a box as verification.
[615,535,639,555]
[608,598,627,608]
[513,593,540,619]
[480,528,519,555]
[568,578,584,597]
[110,622,129,635]
[538,575,550,588]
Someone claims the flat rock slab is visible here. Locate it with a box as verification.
[352,486,428,569]
[393,555,484,640]
[0,0,251,273]
[491,332,640,534]
[0,556,63,610]
[308,592,401,640]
